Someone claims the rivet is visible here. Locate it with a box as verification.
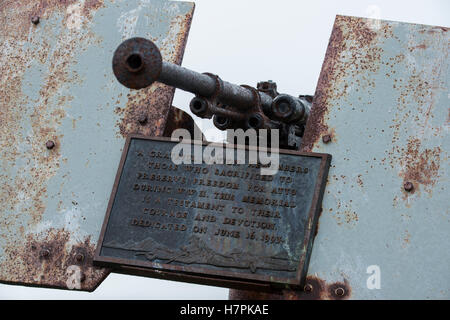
[138,114,148,125]
[322,135,332,144]
[31,16,40,25]
[40,249,50,258]
[304,284,313,293]
[335,287,345,296]
[75,253,84,262]
[46,140,55,150]
[404,182,414,192]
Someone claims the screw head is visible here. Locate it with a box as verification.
[40,249,50,258]
[31,16,40,25]
[138,114,148,125]
[46,140,55,150]
[304,284,313,293]
[322,135,332,144]
[257,80,277,91]
[75,253,84,262]
[404,182,414,192]
[335,287,345,296]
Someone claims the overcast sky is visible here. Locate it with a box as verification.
[1,0,448,300]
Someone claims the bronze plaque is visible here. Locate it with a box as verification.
[94,136,331,289]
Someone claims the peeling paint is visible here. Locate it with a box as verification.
[0,0,194,291]
[236,16,450,300]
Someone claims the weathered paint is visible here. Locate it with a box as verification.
[0,0,194,291]
[231,16,449,299]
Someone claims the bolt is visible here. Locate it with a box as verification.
[404,182,414,192]
[335,287,345,296]
[31,16,40,25]
[322,135,332,144]
[46,140,55,150]
[138,114,148,125]
[304,284,313,293]
[75,253,84,262]
[40,249,50,258]
[257,80,277,91]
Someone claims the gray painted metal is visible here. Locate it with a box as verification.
[0,0,194,291]
[301,16,449,299]
[230,15,449,301]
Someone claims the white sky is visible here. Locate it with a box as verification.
[1,0,448,300]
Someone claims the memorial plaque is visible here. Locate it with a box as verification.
[94,136,331,289]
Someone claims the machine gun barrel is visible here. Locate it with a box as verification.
[113,37,273,111]
[112,37,310,149]
[159,62,274,111]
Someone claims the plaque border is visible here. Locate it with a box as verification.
[94,135,331,290]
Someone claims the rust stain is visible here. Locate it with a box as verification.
[410,43,427,51]
[356,174,364,187]
[426,26,449,34]
[330,198,359,227]
[1,228,109,291]
[388,26,446,192]
[399,137,441,197]
[402,230,411,248]
[301,16,389,152]
[116,84,176,138]
[314,207,323,238]
[229,276,352,300]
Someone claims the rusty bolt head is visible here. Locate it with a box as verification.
[75,253,84,262]
[138,114,148,125]
[322,135,332,144]
[40,249,50,258]
[335,287,345,296]
[404,182,414,192]
[31,16,40,25]
[46,140,55,150]
[304,284,313,293]
[257,80,277,91]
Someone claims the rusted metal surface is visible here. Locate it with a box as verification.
[229,276,351,300]
[231,15,449,299]
[0,0,194,291]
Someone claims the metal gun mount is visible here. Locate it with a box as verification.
[112,37,312,149]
